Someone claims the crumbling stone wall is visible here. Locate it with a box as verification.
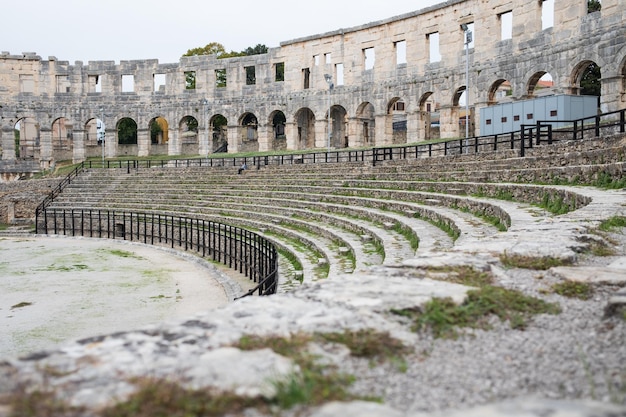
[0,179,58,224]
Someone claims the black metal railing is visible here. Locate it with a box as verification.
[35,209,278,297]
[74,109,625,170]
[35,162,87,218]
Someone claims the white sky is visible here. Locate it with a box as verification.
[2,0,443,65]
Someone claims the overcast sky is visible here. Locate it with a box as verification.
[2,0,443,64]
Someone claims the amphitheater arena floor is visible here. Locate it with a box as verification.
[0,235,242,358]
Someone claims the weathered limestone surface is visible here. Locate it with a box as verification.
[1,183,625,416]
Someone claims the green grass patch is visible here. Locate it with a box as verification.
[591,172,626,190]
[552,281,594,300]
[98,248,144,260]
[100,378,263,417]
[405,286,560,338]
[539,192,573,215]
[392,223,420,251]
[500,252,573,270]
[599,216,626,232]
[393,266,561,338]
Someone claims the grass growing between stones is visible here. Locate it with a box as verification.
[500,252,573,270]
[539,192,573,215]
[599,216,626,232]
[5,330,407,417]
[551,281,595,300]
[237,329,408,409]
[393,266,561,339]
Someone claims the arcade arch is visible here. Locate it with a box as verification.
[527,71,555,97]
[388,98,407,145]
[118,118,138,146]
[239,113,259,152]
[270,111,287,151]
[419,92,439,140]
[51,117,73,161]
[295,108,316,150]
[178,115,198,154]
[14,118,39,159]
[488,79,514,104]
[150,117,169,145]
[210,114,228,151]
[328,105,347,148]
[356,102,375,147]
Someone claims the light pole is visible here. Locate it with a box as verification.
[461,24,472,152]
[202,99,209,161]
[99,107,105,166]
[324,74,334,152]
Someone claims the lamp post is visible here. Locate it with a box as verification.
[99,108,105,166]
[202,99,209,161]
[324,74,334,152]
[461,24,472,152]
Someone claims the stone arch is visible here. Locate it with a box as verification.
[178,115,198,155]
[14,118,39,159]
[51,117,73,161]
[571,60,601,96]
[452,86,473,138]
[150,116,169,145]
[527,71,555,97]
[294,108,316,150]
[327,105,348,148]
[210,114,228,152]
[269,110,287,151]
[488,79,514,104]
[117,117,138,146]
[239,112,259,152]
[84,118,103,159]
[419,92,439,140]
[355,102,375,147]
[387,97,407,144]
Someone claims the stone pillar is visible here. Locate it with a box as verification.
[601,75,624,113]
[137,128,150,157]
[315,119,328,149]
[1,125,15,160]
[285,122,297,150]
[168,128,181,156]
[406,111,419,143]
[439,106,459,139]
[347,117,360,148]
[257,123,271,152]
[72,129,86,164]
[416,111,427,142]
[39,127,53,169]
[197,124,209,157]
[374,114,389,146]
[104,127,117,159]
[227,125,240,153]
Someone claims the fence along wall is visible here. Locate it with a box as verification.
[0,0,624,169]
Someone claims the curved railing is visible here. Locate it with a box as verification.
[35,208,278,297]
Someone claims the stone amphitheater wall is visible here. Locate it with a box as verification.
[0,0,624,170]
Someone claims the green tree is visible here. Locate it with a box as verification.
[581,63,601,97]
[242,44,268,56]
[183,43,268,60]
[118,118,138,145]
[183,42,226,57]
[588,0,601,13]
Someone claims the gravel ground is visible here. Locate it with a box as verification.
[340,231,626,413]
